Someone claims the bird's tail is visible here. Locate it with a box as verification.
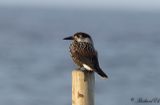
[96,68,108,79]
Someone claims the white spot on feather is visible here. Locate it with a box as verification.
[83,64,93,71]
[76,37,93,44]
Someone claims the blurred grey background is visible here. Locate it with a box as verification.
[0,0,160,105]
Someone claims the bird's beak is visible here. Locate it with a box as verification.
[63,36,74,40]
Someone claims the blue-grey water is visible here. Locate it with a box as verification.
[0,7,160,105]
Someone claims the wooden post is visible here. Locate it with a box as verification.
[72,70,95,105]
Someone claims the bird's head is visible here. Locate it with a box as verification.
[63,32,93,44]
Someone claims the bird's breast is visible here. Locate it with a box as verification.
[70,42,95,54]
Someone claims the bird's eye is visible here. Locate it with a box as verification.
[75,35,78,39]
[79,35,83,38]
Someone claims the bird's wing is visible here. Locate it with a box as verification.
[75,43,100,70]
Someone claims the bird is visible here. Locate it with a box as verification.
[63,32,108,79]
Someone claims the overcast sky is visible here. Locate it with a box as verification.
[1,0,160,11]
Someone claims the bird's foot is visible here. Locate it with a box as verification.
[76,67,83,70]
[76,66,88,71]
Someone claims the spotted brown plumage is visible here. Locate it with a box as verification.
[63,32,108,79]
[70,41,97,69]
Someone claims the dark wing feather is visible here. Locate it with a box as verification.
[70,41,108,78]
[75,43,100,70]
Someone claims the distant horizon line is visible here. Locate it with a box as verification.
[0,4,160,13]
